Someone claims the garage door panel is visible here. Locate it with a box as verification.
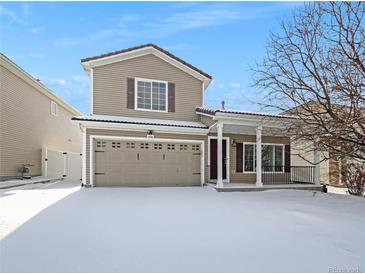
[94,140,201,187]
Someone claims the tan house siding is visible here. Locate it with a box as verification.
[200,115,215,127]
[329,158,342,186]
[92,54,203,121]
[291,140,329,184]
[85,128,206,185]
[0,64,82,179]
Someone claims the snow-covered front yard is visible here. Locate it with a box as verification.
[0,181,364,272]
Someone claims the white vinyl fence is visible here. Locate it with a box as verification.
[42,148,82,181]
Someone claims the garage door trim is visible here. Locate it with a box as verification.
[89,135,205,187]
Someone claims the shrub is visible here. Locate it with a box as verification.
[342,162,365,196]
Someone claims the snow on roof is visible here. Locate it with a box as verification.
[72,114,209,129]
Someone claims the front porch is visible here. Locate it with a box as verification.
[200,107,322,190]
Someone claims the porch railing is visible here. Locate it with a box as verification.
[262,166,315,185]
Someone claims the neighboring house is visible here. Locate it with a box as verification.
[0,54,82,181]
[281,102,362,187]
[73,44,322,188]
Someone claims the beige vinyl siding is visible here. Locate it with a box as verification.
[200,115,215,127]
[291,140,329,184]
[85,128,206,185]
[93,54,203,121]
[0,65,82,179]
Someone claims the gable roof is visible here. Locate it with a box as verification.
[0,53,81,116]
[80,44,212,88]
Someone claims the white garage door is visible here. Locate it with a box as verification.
[94,140,201,187]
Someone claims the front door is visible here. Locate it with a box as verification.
[210,139,227,180]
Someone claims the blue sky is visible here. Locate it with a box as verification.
[0,1,302,114]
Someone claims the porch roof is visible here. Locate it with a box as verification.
[196,107,299,120]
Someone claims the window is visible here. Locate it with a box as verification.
[112,142,121,149]
[136,79,167,112]
[50,101,58,116]
[180,144,188,151]
[96,141,106,148]
[154,143,162,150]
[274,145,284,172]
[192,144,200,151]
[244,144,256,172]
[243,143,284,172]
[126,142,135,149]
[262,145,274,171]
[140,143,149,149]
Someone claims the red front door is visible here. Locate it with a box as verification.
[210,139,227,180]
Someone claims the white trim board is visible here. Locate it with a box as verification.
[207,136,230,183]
[90,68,93,114]
[89,135,205,187]
[75,121,209,135]
[82,129,87,185]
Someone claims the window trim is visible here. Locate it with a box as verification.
[134,77,168,113]
[242,142,285,174]
[50,100,58,116]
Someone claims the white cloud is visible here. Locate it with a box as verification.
[0,4,29,29]
[229,83,241,89]
[21,3,30,16]
[50,79,67,86]
[9,52,44,60]
[0,5,16,19]
[71,76,89,87]
[0,5,17,27]
[30,26,45,33]
[54,3,289,47]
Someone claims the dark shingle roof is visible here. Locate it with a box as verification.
[81,43,212,80]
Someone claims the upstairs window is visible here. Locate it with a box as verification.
[136,78,167,112]
[50,101,58,116]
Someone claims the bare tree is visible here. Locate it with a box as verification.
[253,2,365,164]
[342,162,365,196]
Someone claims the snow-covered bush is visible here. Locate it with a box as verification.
[342,162,365,196]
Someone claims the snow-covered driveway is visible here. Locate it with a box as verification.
[0,182,364,272]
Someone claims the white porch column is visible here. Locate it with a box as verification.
[216,122,224,188]
[313,140,321,185]
[82,128,87,186]
[256,126,263,187]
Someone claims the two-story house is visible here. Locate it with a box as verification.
[0,53,82,181]
[72,44,326,189]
